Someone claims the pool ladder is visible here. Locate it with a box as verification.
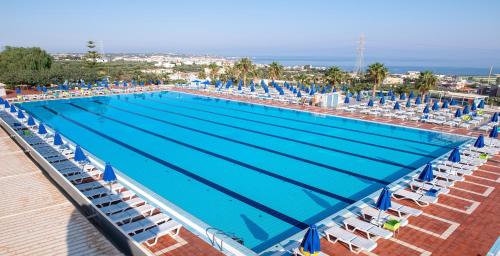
[206,227,244,251]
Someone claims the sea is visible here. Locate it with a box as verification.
[245,56,498,76]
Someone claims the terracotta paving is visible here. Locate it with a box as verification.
[169,88,500,256]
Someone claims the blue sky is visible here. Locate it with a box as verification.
[1,0,499,67]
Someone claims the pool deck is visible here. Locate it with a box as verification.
[0,129,123,255]
[169,87,500,256]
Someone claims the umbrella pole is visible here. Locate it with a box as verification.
[377,210,382,225]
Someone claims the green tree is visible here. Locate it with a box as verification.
[295,73,308,84]
[235,58,255,86]
[367,62,388,97]
[415,70,437,97]
[324,66,345,91]
[268,61,284,81]
[84,41,101,69]
[197,70,207,80]
[0,46,53,86]
[208,63,220,82]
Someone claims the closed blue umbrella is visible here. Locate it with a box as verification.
[333,87,337,92]
[409,91,414,99]
[54,132,63,146]
[432,101,439,111]
[474,134,485,148]
[297,91,302,97]
[478,100,485,109]
[103,162,118,190]
[321,87,326,94]
[74,145,87,162]
[424,95,430,103]
[250,84,255,92]
[378,91,383,97]
[367,99,374,107]
[379,97,385,105]
[442,100,449,109]
[448,147,461,163]
[471,102,477,111]
[4,100,9,108]
[393,101,400,110]
[463,105,470,115]
[450,99,457,105]
[16,87,21,94]
[27,116,36,126]
[406,99,411,108]
[375,187,392,222]
[390,94,396,101]
[17,110,25,119]
[419,163,434,182]
[491,112,498,122]
[415,96,422,105]
[38,123,47,135]
[489,125,498,139]
[0,97,3,104]
[400,92,406,100]
[356,93,361,101]
[238,81,242,91]
[10,105,17,113]
[36,85,41,91]
[299,225,321,256]
[423,105,430,114]
[454,109,462,118]
[309,88,315,96]
[344,96,350,104]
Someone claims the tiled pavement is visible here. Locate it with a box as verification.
[169,87,500,256]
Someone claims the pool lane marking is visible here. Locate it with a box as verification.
[65,102,359,203]
[157,93,454,149]
[41,106,309,229]
[101,100,418,170]
[140,96,445,158]
[83,101,390,185]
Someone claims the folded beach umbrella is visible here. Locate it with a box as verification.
[309,88,315,96]
[0,97,3,104]
[17,110,25,119]
[54,132,63,146]
[393,101,400,110]
[406,98,411,108]
[10,105,17,113]
[27,116,36,126]
[419,163,434,182]
[4,100,10,108]
[36,85,41,91]
[489,125,498,139]
[471,102,477,111]
[388,90,393,96]
[38,123,47,135]
[74,145,88,162]
[478,100,485,109]
[299,225,321,256]
[448,147,461,163]
[454,108,462,118]
[103,162,118,190]
[474,134,485,148]
[87,83,92,89]
[356,93,362,102]
[333,87,337,92]
[415,96,421,105]
[442,100,449,109]
[375,187,392,222]
[390,94,396,101]
[424,95,430,103]
[423,105,430,114]
[293,88,297,94]
[367,99,374,107]
[409,91,414,99]
[378,91,383,97]
[238,81,242,91]
[463,105,470,115]
[379,97,385,105]
[16,87,21,94]
[491,112,499,123]
[432,101,439,111]
[344,96,350,104]
[297,91,302,97]
[321,87,326,94]
[450,99,457,106]
[400,92,406,100]
[42,86,47,93]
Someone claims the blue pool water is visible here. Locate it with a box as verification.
[19,91,467,252]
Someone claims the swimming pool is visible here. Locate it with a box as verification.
[19,91,468,252]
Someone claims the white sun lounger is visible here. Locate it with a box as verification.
[121,213,170,234]
[132,220,182,246]
[360,206,408,226]
[66,170,102,182]
[392,189,438,207]
[324,226,377,253]
[343,217,393,240]
[389,201,423,217]
[409,180,449,194]
[99,198,144,215]
[110,204,156,224]
[433,171,464,182]
[91,190,135,206]
[77,181,124,192]
[437,164,473,176]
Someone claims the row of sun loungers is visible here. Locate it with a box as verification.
[0,111,183,247]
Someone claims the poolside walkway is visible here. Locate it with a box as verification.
[0,129,123,256]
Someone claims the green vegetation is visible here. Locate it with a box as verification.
[415,71,437,97]
[367,62,389,97]
[268,61,284,81]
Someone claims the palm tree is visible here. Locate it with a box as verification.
[197,70,207,80]
[268,61,284,81]
[208,63,220,83]
[415,71,437,97]
[366,62,388,97]
[295,73,308,85]
[235,58,255,86]
[324,66,345,92]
